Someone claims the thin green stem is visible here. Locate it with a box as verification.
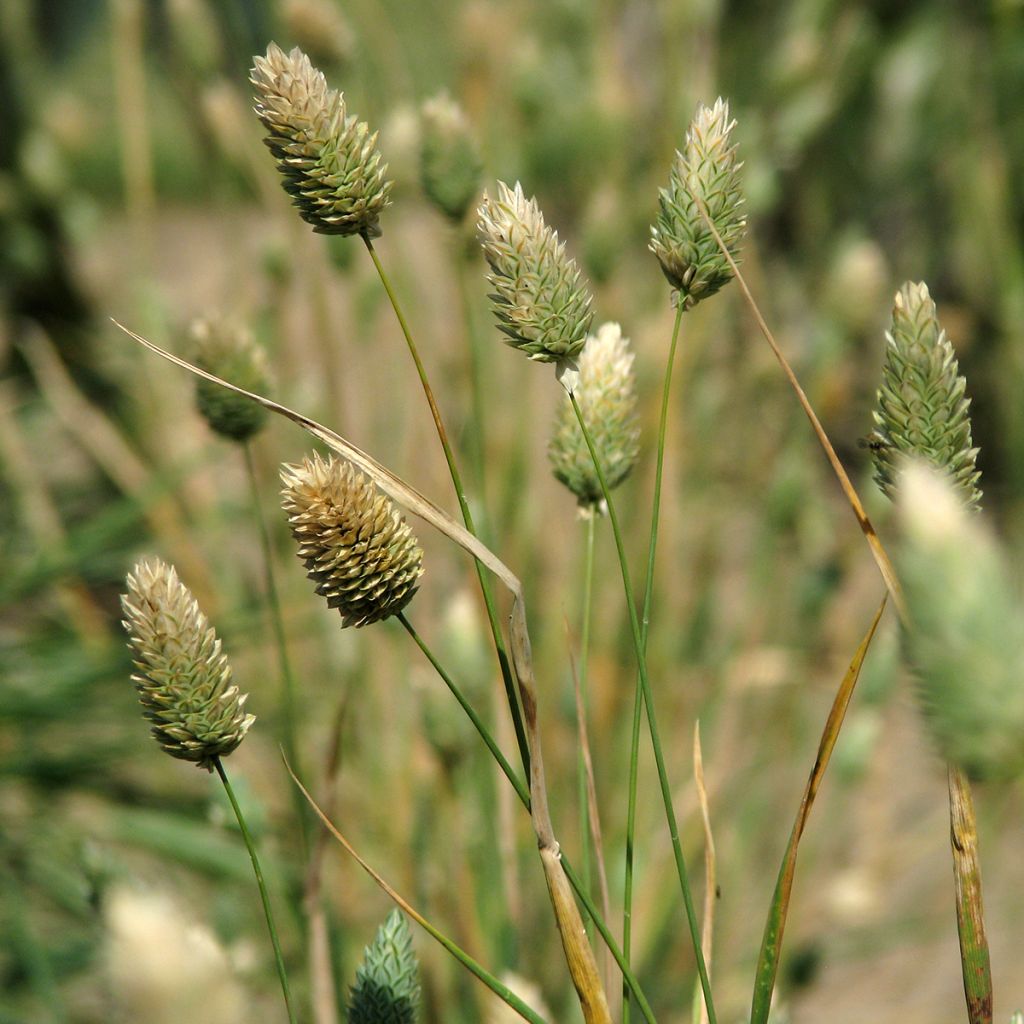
[578,510,597,901]
[360,233,531,781]
[214,758,297,1024]
[623,301,684,1020]
[569,390,716,1024]
[395,611,658,1024]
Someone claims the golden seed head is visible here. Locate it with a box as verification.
[280,453,424,627]
[549,322,640,511]
[121,559,254,771]
[251,42,391,238]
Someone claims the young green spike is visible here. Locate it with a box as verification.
[649,98,746,308]
[870,282,981,510]
[121,559,255,771]
[251,42,391,238]
[348,910,420,1024]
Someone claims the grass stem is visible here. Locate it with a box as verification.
[578,511,596,901]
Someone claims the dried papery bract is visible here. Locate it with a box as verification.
[191,317,271,442]
[281,452,424,627]
[549,322,640,512]
[251,42,391,238]
[347,910,420,1024]
[650,98,746,309]
[897,462,1024,780]
[121,559,255,770]
[477,180,594,380]
[420,91,482,223]
[870,281,981,510]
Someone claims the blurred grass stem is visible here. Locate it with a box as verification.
[214,757,297,1024]
[623,300,684,1022]
[578,511,596,900]
[360,232,531,780]
[570,390,716,1024]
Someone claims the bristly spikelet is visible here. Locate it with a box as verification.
[419,91,482,223]
[477,181,594,374]
[870,282,981,510]
[251,42,391,238]
[649,98,746,309]
[280,453,424,627]
[121,559,255,771]
[348,910,420,1024]
[549,322,640,512]
[897,463,1024,780]
[191,317,271,442]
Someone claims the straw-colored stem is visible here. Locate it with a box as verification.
[623,299,684,1022]
[570,391,716,1024]
[214,758,297,1024]
[578,512,597,900]
[360,233,532,780]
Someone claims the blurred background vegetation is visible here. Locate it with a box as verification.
[2,0,1024,1021]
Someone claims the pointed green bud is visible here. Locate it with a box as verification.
[251,42,391,238]
[121,560,255,771]
[419,91,482,223]
[280,453,424,628]
[549,322,640,512]
[650,98,746,309]
[477,180,594,376]
[348,909,420,1024]
[191,317,271,442]
[870,281,981,510]
[897,463,1024,780]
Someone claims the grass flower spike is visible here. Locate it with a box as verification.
[897,462,1024,779]
[281,452,424,627]
[650,98,745,308]
[420,92,482,223]
[121,559,255,770]
[251,42,391,238]
[549,322,640,511]
[870,281,981,509]
[477,181,594,378]
[191,317,271,442]
[347,910,420,1024]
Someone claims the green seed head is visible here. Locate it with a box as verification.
[348,910,420,1024]
[897,462,1024,780]
[870,281,981,510]
[280,453,424,627]
[121,560,255,771]
[649,98,746,309]
[549,322,640,512]
[191,318,271,442]
[251,42,391,238]
[477,180,594,374]
[419,91,482,223]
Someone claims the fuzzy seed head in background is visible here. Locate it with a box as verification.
[251,42,391,238]
[191,317,271,442]
[549,322,640,512]
[280,453,424,627]
[121,560,255,771]
[477,180,594,372]
[419,91,482,223]
[897,462,1024,780]
[870,281,981,510]
[484,971,552,1024]
[347,910,420,1024]
[650,98,746,309]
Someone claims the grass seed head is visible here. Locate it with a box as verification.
[121,559,255,771]
[347,910,420,1024]
[549,321,640,512]
[251,42,391,238]
[420,91,482,223]
[191,317,271,442]
[280,453,424,628]
[650,98,746,309]
[477,180,594,374]
[870,281,981,510]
